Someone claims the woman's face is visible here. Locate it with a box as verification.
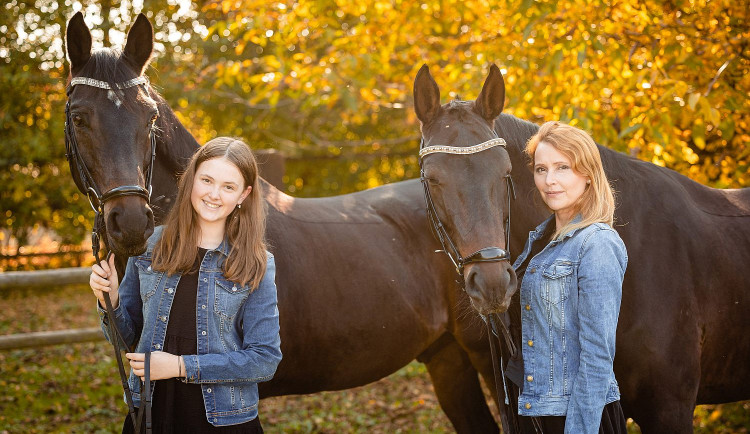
[533,141,588,226]
[190,157,251,229]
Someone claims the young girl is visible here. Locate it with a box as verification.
[89,137,281,433]
[506,122,628,434]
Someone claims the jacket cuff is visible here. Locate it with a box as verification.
[182,354,200,383]
[97,299,124,323]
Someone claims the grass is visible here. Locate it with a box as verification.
[1,284,748,433]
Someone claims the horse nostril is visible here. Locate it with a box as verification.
[107,210,123,238]
[465,268,481,295]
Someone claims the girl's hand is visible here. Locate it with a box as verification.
[89,254,119,309]
[126,352,184,381]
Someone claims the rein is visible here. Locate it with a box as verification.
[418,136,523,433]
[65,75,156,433]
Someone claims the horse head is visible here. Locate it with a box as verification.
[414,64,517,316]
[65,12,157,257]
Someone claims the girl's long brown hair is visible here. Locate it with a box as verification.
[152,137,268,289]
[525,121,615,239]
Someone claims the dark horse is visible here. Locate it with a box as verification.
[413,63,750,432]
[64,13,505,432]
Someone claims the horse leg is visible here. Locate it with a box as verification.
[418,333,499,434]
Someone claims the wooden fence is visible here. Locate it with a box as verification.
[0,267,103,350]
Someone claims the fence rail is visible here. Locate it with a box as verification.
[0,267,90,291]
[0,327,103,350]
[1,267,99,350]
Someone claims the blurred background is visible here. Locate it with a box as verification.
[0,0,748,432]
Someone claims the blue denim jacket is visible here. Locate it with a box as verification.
[98,226,282,426]
[512,215,627,434]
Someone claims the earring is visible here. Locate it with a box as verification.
[237,203,242,209]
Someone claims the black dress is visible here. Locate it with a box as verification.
[505,224,627,434]
[122,248,263,434]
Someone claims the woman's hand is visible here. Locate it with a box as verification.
[90,254,119,309]
[126,352,184,381]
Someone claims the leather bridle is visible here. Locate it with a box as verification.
[65,75,156,433]
[419,134,531,433]
[419,137,516,275]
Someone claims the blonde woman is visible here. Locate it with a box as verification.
[90,137,281,432]
[505,122,628,433]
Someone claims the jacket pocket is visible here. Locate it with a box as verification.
[541,260,574,304]
[214,278,251,319]
[134,256,159,301]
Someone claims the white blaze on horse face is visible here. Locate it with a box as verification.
[533,141,588,227]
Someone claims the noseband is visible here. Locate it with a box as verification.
[65,75,156,433]
[419,137,516,275]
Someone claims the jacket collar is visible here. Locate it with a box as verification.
[530,214,585,242]
[214,237,231,256]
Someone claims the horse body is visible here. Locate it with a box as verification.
[64,14,501,432]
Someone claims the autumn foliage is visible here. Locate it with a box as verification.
[1,0,748,251]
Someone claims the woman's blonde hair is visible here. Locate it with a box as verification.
[525,121,615,239]
[152,137,268,289]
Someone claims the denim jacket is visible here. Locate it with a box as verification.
[512,215,627,434]
[98,226,282,426]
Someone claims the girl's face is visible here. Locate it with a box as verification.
[190,157,251,229]
[533,141,588,226]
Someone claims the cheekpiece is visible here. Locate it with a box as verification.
[419,138,507,159]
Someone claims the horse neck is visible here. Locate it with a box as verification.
[149,91,200,222]
[495,116,550,243]
[153,92,200,175]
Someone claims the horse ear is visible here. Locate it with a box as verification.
[66,12,92,75]
[123,13,154,74]
[413,64,441,125]
[474,64,505,122]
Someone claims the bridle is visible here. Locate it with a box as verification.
[419,134,533,434]
[65,75,156,433]
[65,75,157,263]
[418,137,516,275]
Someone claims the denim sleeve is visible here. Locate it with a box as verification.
[183,256,282,383]
[565,228,627,434]
[97,255,142,350]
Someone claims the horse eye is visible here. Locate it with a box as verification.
[427,177,440,186]
[72,114,84,127]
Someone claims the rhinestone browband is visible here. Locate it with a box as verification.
[69,76,149,90]
[419,138,507,159]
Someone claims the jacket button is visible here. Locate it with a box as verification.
[527,375,534,382]
[527,340,534,347]
[202,331,207,336]
[525,304,531,310]
[206,388,212,393]
[232,286,237,292]
[166,288,173,294]
[202,305,207,309]
[525,403,532,409]
[147,266,152,272]
[154,344,161,349]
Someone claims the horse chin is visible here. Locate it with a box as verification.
[468,297,512,317]
[107,237,148,258]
